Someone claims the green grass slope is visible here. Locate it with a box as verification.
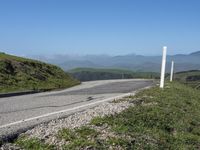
[89,82,200,149]
[69,67,160,81]
[174,70,200,89]
[0,52,80,93]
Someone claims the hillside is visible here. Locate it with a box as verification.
[174,70,200,89]
[69,68,160,81]
[0,52,80,93]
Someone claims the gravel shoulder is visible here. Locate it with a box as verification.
[1,94,136,149]
[0,79,153,142]
[0,79,154,149]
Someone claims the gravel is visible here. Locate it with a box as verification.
[1,98,134,149]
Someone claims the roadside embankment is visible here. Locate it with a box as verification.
[0,52,80,94]
[1,82,200,149]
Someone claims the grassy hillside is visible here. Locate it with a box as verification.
[88,82,200,149]
[0,52,80,93]
[69,67,160,81]
[173,70,200,89]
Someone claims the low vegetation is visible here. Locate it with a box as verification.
[173,70,200,89]
[0,52,80,93]
[69,67,160,81]
[13,82,200,149]
[15,136,55,150]
[58,126,100,149]
[89,83,200,149]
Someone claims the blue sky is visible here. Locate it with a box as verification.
[0,0,200,56]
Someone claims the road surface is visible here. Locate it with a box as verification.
[0,79,154,141]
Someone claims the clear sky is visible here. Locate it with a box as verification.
[0,0,200,56]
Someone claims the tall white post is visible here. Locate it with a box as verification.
[170,61,174,82]
[160,46,167,88]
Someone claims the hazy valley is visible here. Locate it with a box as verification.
[29,51,200,72]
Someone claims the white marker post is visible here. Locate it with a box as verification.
[170,61,174,82]
[160,46,167,88]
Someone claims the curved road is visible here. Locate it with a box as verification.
[0,79,154,140]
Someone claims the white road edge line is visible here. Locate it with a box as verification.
[0,92,134,129]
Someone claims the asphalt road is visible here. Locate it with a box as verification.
[0,79,154,141]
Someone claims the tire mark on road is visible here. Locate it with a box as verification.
[0,96,105,114]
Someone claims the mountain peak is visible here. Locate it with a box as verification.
[189,51,200,56]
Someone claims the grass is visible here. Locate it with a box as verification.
[106,137,130,147]
[90,116,108,126]
[172,70,200,89]
[15,136,55,150]
[89,82,200,149]
[57,128,76,141]
[13,82,200,149]
[74,126,98,138]
[59,82,200,149]
[58,126,100,149]
[0,52,80,93]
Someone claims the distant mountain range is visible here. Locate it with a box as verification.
[28,51,200,72]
